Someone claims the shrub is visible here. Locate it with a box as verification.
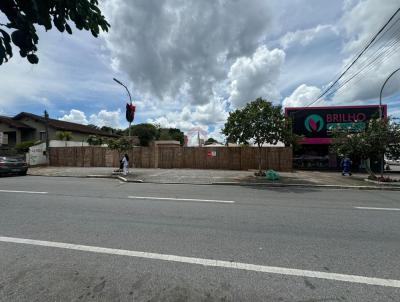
[15,141,36,153]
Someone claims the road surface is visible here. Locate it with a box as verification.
[0,176,399,301]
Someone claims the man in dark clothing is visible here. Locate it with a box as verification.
[341,156,352,176]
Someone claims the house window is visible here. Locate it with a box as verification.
[39,131,47,141]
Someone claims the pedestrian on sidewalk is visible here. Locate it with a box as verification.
[341,156,352,176]
[122,153,129,176]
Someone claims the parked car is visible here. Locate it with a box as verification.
[385,158,400,166]
[0,156,28,176]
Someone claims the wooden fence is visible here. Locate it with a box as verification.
[49,146,292,171]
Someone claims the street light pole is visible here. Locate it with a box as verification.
[113,78,133,137]
[378,67,400,178]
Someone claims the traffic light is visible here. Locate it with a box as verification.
[126,103,136,123]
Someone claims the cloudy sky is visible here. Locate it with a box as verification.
[1,0,399,143]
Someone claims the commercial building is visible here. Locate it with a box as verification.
[285,105,387,170]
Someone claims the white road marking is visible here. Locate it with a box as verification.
[0,190,48,194]
[128,196,235,204]
[0,236,399,288]
[355,207,400,211]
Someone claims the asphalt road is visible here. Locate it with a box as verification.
[0,176,399,301]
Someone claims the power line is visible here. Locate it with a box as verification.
[333,41,400,99]
[327,30,400,98]
[306,7,400,107]
[329,15,400,95]
[327,26,400,98]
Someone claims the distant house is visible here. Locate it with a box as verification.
[0,112,118,147]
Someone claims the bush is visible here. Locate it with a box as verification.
[15,141,36,153]
[107,136,134,154]
[87,135,103,146]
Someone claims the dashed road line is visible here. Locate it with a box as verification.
[128,196,235,204]
[355,207,400,211]
[0,189,48,194]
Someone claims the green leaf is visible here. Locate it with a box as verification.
[54,17,65,32]
[65,23,72,34]
[0,0,110,65]
[27,54,39,64]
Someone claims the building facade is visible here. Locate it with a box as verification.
[286,105,387,170]
[0,112,118,147]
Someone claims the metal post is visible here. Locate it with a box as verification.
[44,110,50,164]
[113,78,133,137]
[379,67,400,178]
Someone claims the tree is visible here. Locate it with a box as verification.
[331,118,400,178]
[56,131,72,141]
[56,131,72,146]
[87,124,100,130]
[222,98,294,174]
[0,0,110,65]
[204,137,219,145]
[127,123,157,146]
[157,128,185,145]
[100,126,123,136]
[107,136,134,154]
[87,135,103,146]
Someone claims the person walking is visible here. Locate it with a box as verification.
[122,153,129,176]
[341,156,352,176]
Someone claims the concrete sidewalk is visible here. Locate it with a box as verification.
[28,167,253,184]
[28,166,400,189]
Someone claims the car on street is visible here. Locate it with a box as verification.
[0,156,28,176]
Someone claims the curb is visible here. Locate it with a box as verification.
[211,182,400,191]
[364,179,400,186]
[117,176,128,182]
[28,174,89,178]
[26,174,400,191]
[87,175,115,179]
[117,178,400,191]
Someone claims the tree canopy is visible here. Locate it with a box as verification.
[222,98,293,147]
[157,128,185,145]
[108,136,134,155]
[87,135,103,146]
[331,118,400,177]
[56,131,72,141]
[0,0,110,65]
[128,123,158,147]
[204,137,219,145]
[222,98,295,173]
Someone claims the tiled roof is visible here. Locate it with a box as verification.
[13,112,119,137]
[0,115,33,129]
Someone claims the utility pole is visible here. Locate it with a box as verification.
[379,67,400,178]
[44,110,50,165]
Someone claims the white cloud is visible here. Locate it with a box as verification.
[59,109,122,129]
[280,25,339,50]
[0,24,122,116]
[191,98,228,124]
[340,0,399,54]
[89,109,122,128]
[146,97,229,145]
[282,84,322,108]
[102,0,275,106]
[331,0,400,103]
[228,46,285,107]
[60,109,89,124]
